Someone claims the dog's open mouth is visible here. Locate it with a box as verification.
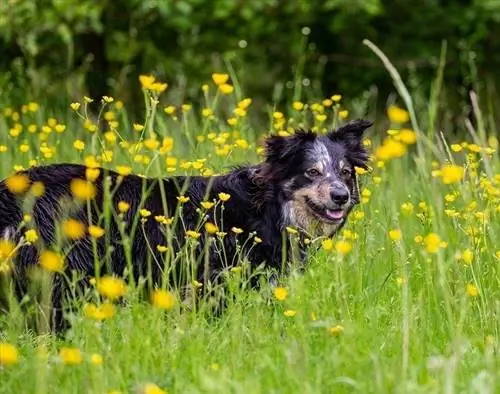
[305,198,345,223]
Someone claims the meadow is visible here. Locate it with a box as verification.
[0,52,499,394]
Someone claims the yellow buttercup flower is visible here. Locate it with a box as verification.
[335,240,352,255]
[219,83,234,94]
[97,276,127,300]
[24,229,39,243]
[389,229,402,241]
[118,201,130,213]
[273,287,288,301]
[441,164,465,184]
[151,289,177,310]
[83,302,116,321]
[204,222,219,234]
[70,179,96,201]
[0,342,19,366]
[387,105,409,124]
[218,192,231,202]
[322,239,334,251]
[212,73,229,85]
[139,74,156,90]
[59,347,83,365]
[329,325,344,336]
[5,174,30,194]
[62,219,86,240]
[88,225,105,238]
[39,250,64,272]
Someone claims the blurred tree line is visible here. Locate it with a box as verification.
[1,0,500,124]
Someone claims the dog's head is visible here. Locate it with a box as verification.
[255,119,372,236]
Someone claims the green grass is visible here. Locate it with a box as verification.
[0,71,499,394]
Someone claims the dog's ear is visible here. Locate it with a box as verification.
[328,119,373,169]
[264,129,316,163]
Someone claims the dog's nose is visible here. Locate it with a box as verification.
[331,188,349,205]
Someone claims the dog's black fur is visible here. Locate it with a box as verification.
[0,119,372,330]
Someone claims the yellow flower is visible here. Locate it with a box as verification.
[273,287,288,301]
[5,174,30,194]
[24,229,39,243]
[200,201,215,209]
[466,283,479,297]
[70,102,81,111]
[212,73,229,85]
[30,181,45,197]
[84,168,100,183]
[204,222,219,234]
[218,192,231,202]
[177,196,190,203]
[284,309,296,317]
[118,201,130,213]
[83,302,116,320]
[70,179,96,201]
[219,83,234,94]
[39,250,64,272]
[316,114,327,122]
[116,166,132,177]
[88,225,105,238]
[331,94,342,102]
[231,227,243,234]
[142,383,167,394]
[374,139,407,161]
[90,353,103,365]
[202,108,213,118]
[238,98,252,109]
[164,105,176,115]
[151,289,177,310]
[322,239,334,251]
[461,249,474,265]
[62,219,86,240]
[0,342,19,366]
[329,325,344,336]
[97,276,127,300]
[59,347,82,365]
[140,209,151,218]
[400,202,414,215]
[133,123,145,132]
[151,82,168,94]
[139,74,156,90]
[387,105,409,124]
[389,229,402,241]
[335,240,352,255]
[441,164,465,184]
[396,129,417,144]
[339,110,349,119]
[0,240,16,263]
[424,233,441,253]
[156,245,168,253]
[353,211,365,220]
[186,230,201,239]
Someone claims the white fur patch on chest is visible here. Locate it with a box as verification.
[282,200,340,238]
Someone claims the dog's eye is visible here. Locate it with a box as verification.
[305,168,322,177]
[341,168,352,177]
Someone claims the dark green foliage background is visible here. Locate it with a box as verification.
[1,0,500,122]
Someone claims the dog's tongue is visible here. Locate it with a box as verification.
[325,209,344,220]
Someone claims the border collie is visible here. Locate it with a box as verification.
[0,119,372,330]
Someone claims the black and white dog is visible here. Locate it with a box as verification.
[0,119,372,329]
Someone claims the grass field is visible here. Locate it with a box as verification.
[0,65,499,394]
